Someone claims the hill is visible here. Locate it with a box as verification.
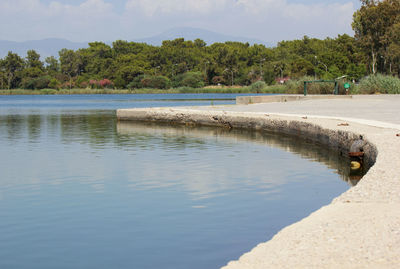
[0,38,88,58]
[134,27,272,46]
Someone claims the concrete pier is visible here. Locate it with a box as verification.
[117,95,400,268]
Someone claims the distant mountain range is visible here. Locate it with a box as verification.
[0,38,88,59]
[134,27,271,46]
[0,27,272,59]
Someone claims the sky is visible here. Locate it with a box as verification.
[0,0,361,43]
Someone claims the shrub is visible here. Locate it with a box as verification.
[48,78,61,89]
[79,81,89,89]
[113,77,127,89]
[179,72,204,88]
[20,78,36,89]
[75,76,90,88]
[89,79,100,89]
[283,77,310,94]
[211,76,225,85]
[250,81,267,90]
[127,75,145,89]
[358,74,400,94]
[140,76,171,89]
[61,81,75,89]
[99,79,114,89]
[20,75,52,89]
[284,76,347,95]
[34,76,52,89]
[263,69,276,85]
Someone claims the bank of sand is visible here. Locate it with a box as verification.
[117,95,400,268]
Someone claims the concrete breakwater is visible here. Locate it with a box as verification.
[117,108,376,169]
[117,97,400,268]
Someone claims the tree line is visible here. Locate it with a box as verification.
[0,0,399,90]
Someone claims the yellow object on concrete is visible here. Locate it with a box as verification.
[351,161,361,170]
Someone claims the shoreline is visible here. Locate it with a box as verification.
[0,87,285,96]
[117,96,400,268]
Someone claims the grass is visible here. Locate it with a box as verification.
[0,88,134,95]
[2,75,399,95]
[0,85,288,95]
[355,74,400,94]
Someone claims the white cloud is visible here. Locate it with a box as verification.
[48,0,113,15]
[123,0,355,42]
[236,0,284,14]
[0,0,356,43]
[125,0,230,16]
[0,0,117,41]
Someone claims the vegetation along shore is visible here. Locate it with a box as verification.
[1,0,399,95]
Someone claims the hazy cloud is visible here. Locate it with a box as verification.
[125,0,230,16]
[0,0,118,41]
[0,0,357,43]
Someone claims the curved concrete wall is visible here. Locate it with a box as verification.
[117,108,377,169]
[117,106,400,268]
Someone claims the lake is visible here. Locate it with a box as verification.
[0,94,354,269]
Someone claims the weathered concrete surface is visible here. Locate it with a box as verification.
[236,94,352,105]
[219,94,400,126]
[117,95,400,269]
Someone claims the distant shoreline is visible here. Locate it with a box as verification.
[0,87,287,95]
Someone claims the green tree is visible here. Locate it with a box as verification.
[26,50,43,69]
[45,56,60,74]
[140,75,171,89]
[352,0,400,74]
[79,42,112,77]
[2,52,24,89]
[386,22,400,76]
[59,49,82,89]
[109,54,149,88]
[175,71,205,88]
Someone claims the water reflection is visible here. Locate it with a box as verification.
[3,114,25,141]
[117,121,355,186]
[0,110,358,269]
[0,112,358,196]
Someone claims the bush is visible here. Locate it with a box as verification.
[284,76,347,95]
[211,76,225,85]
[85,79,114,89]
[113,77,126,89]
[61,81,75,89]
[48,78,61,89]
[263,69,276,85]
[140,76,171,89]
[179,72,204,88]
[75,75,91,88]
[250,81,267,90]
[99,79,114,89]
[358,74,400,94]
[20,78,35,89]
[127,75,145,89]
[20,75,52,89]
[79,81,89,89]
[283,77,310,94]
[89,79,100,89]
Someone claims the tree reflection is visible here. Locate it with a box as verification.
[117,121,363,186]
[0,111,363,187]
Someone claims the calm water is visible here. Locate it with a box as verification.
[0,94,353,269]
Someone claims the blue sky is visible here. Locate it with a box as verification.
[0,0,362,43]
